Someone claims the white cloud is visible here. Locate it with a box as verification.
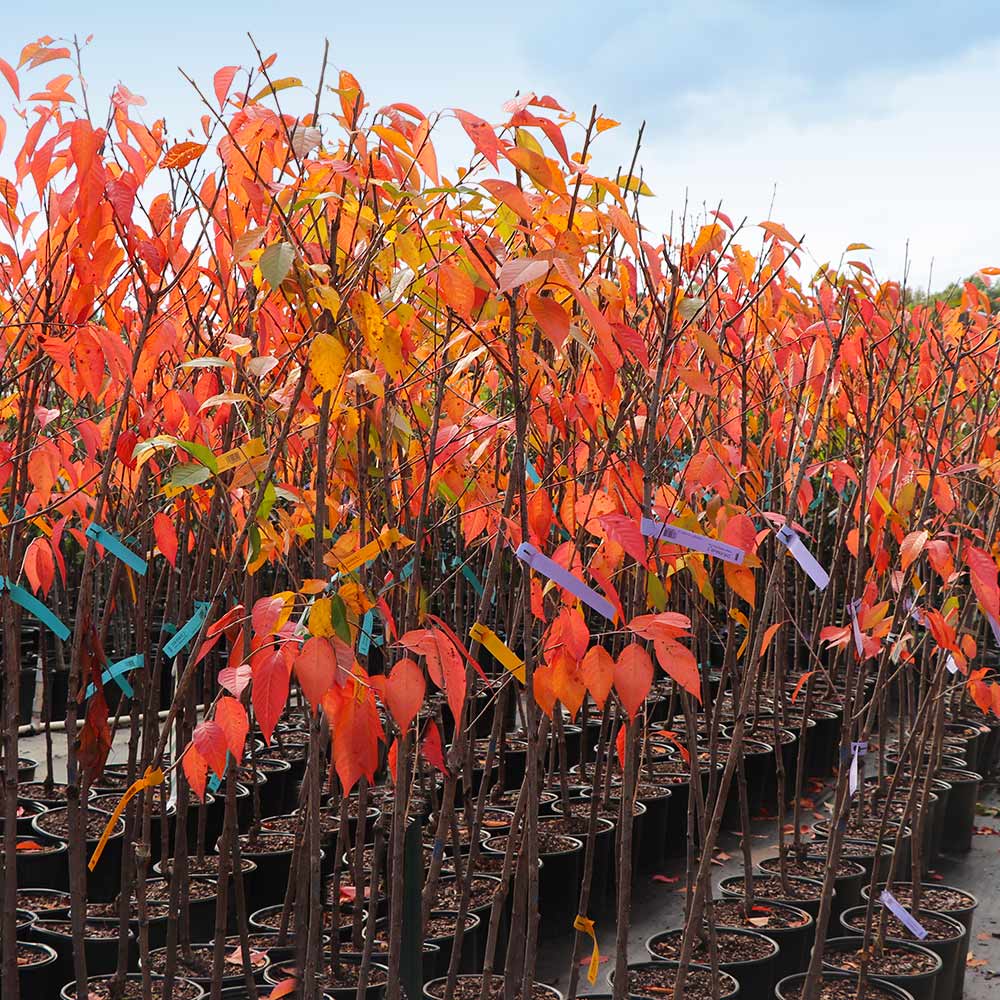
[631,39,1000,285]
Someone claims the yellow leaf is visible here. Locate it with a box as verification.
[617,174,654,196]
[595,117,620,133]
[351,291,404,380]
[251,77,303,102]
[313,285,341,316]
[845,242,872,251]
[338,582,373,615]
[310,334,347,392]
[309,596,336,638]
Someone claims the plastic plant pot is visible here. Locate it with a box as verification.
[646,926,778,997]
[610,960,739,1000]
[775,970,917,1000]
[59,974,205,1000]
[818,935,940,1000]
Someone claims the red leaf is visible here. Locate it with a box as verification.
[331,677,381,792]
[0,58,19,99]
[252,647,290,744]
[252,595,287,636]
[614,643,653,720]
[900,530,929,571]
[627,612,692,641]
[208,604,246,638]
[597,513,648,565]
[421,721,449,775]
[218,663,252,697]
[193,720,228,778]
[383,657,425,731]
[154,513,178,568]
[387,738,399,782]
[965,545,1000,621]
[653,637,701,702]
[454,109,499,168]
[215,696,249,764]
[293,636,338,711]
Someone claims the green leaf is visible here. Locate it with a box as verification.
[260,242,295,288]
[169,462,212,488]
[177,440,219,475]
[329,594,351,644]
[257,480,277,522]
[247,523,261,566]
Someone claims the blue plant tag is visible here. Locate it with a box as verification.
[85,522,147,576]
[162,601,211,659]
[1,576,70,640]
[85,653,143,699]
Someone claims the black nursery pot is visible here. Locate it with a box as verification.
[31,919,136,984]
[775,971,918,1000]
[15,838,69,891]
[819,936,941,1000]
[484,832,582,931]
[17,755,37,783]
[423,976,561,1000]
[425,910,483,975]
[255,757,294,816]
[635,785,673,871]
[59,975,205,1000]
[11,941,59,998]
[12,798,47,835]
[936,769,981,854]
[31,807,124,903]
[17,887,71,918]
[646,927,778,997]
[234,832,296,911]
[611,960,739,1000]
[264,955,389,1000]
[715,899,814,981]
[758,856,865,931]
[18,667,36,724]
[805,838,895,883]
[839,904,966,1000]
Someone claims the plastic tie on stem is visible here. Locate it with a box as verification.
[573,915,601,984]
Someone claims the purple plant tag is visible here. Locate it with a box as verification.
[776,525,830,590]
[639,517,746,565]
[515,542,616,621]
[880,890,928,940]
[847,598,864,656]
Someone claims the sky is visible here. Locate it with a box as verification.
[5,1,999,289]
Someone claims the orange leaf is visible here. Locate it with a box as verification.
[614,643,653,719]
[153,512,178,568]
[653,637,701,702]
[293,636,338,711]
[182,743,209,802]
[161,141,207,169]
[22,538,54,596]
[900,530,929,571]
[790,671,815,704]
[759,621,786,658]
[580,645,614,709]
[383,657,425,731]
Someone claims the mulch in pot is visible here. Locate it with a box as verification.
[823,940,939,975]
[65,975,203,1000]
[778,974,915,1000]
[423,974,556,1000]
[648,927,775,962]
[619,961,739,1000]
